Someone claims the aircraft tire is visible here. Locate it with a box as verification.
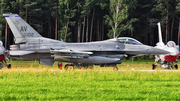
[64,64,69,70]
[64,64,74,70]
[7,64,11,69]
[175,64,178,70]
[152,64,157,70]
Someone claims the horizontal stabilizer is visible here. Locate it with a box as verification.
[10,51,35,56]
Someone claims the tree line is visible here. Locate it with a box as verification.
[0,0,180,48]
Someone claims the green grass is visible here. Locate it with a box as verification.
[0,61,180,100]
[1,69,180,100]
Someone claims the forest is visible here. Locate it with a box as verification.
[0,0,180,49]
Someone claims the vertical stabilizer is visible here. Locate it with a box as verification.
[3,14,42,43]
[156,22,165,46]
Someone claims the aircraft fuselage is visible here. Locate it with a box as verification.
[9,39,169,65]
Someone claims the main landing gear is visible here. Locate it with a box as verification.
[174,64,178,70]
[0,60,11,69]
[64,63,74,70]
[167,62,178,70]
[59,63,119,70]
[152,62,178,70]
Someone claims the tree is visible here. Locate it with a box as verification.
[58,0,76,42]
[0,0,15,49]
[81,0,89,42]
[131,0,157,45]
[105,0,137,38]
[175,0,180,45]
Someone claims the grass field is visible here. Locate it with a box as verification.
[0,61,180,100]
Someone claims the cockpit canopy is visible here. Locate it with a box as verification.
[118,37,143,45]
[0,41,3,46]
[167,41,176,47]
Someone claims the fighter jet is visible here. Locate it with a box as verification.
[0,41,11,69]
[3,14,170,70]
[152,22,179,70]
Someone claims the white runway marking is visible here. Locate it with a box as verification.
[95,70,180,72]
[135,70,180,72]
[1,68,180,72]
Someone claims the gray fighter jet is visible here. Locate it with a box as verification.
[3,14,170,70]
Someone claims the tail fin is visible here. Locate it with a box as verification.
[156,22,165,46]
[3,14,42,44]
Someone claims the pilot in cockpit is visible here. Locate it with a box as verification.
[167,41,175,47]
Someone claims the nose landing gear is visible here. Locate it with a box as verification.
[113,65,118,71]
[152,64,157,70]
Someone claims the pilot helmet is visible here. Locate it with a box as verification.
[167,41,176,47]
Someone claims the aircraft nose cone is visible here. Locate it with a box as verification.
[150,47,170,55]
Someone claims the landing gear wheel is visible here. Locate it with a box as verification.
[175,64,178,70]
[64,64,74,70]
[64,64,69,70]
[113,66,118,71]
[152,64,157,70]
[7,64,11,69]
[0,63,3,69]
[69,65,74,69]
